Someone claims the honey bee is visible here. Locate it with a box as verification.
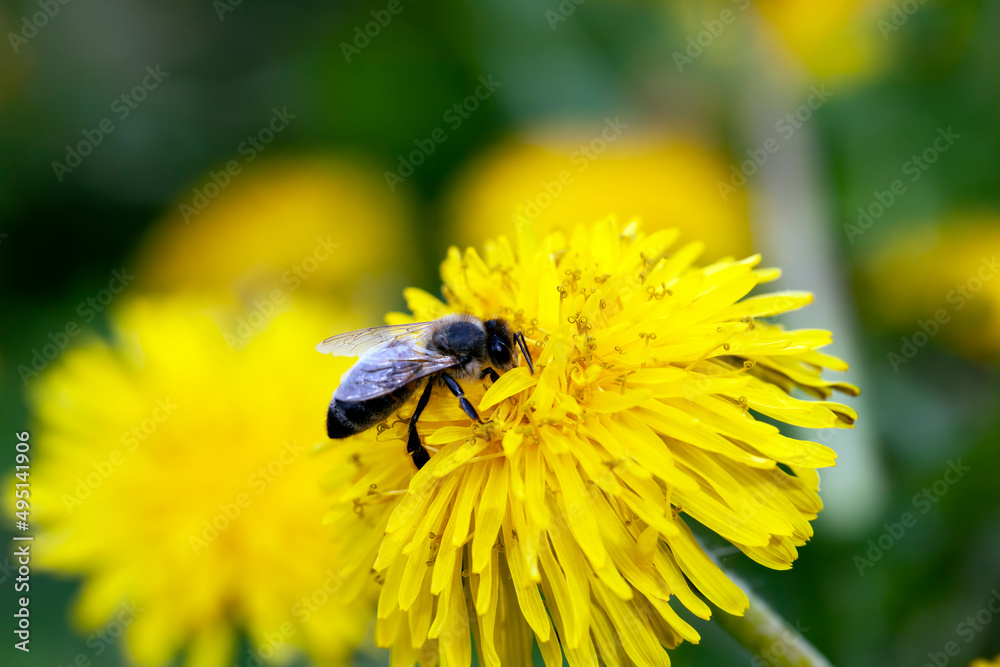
[316,315,533,469]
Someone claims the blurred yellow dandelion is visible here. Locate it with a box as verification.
[755,0,893,79]
[861,218,1000,362]
[325,217,858,665]
[24,295,375,667]
[444,133,752,261]
[135,156,416,298]
[669,0,892,79]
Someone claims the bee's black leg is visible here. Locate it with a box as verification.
[479,367,500,383]
[516,331,534,374]
[407,379,435,469]
[440,373,481,423]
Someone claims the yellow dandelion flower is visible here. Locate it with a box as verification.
[861,219,1000,361]
[971,655,1000,667]
[24,294,376,667]
[325,217,858,666]
[669,0,892,79]
[444,133,751,261]
[754,0,893,78]
[135,156,416,296]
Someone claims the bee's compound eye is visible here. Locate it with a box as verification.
[490,340,512,366]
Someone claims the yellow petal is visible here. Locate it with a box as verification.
[471,459,508,573]
[666,521,749,615]
[480,366,538,410]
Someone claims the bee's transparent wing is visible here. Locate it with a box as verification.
[333,344,460,402]
[316,322,434,357]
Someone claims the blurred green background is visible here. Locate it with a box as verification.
[2,0,1000,665]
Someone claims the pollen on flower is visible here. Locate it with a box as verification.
[324,217,858,667]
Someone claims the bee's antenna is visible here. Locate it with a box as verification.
[515,331,534,374]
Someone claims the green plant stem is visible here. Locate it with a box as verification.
[710,572,832,667]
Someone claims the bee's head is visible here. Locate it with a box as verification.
[483,318,534,374]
